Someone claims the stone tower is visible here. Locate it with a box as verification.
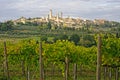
[49,9,52,19]
[56,13,59,26]
[60,12,63,18]
[56,13,59,21]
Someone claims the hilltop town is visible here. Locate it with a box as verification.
[0,9,120,39]
[13,9,115,29]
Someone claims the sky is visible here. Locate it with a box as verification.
[0,0,120,22]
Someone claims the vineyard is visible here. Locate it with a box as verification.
[0,36,120,80]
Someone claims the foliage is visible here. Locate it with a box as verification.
[82,35,96,47]
[47,21,52,29]
[41,36,48,42]
[102,37,120,67]
[60,34,68,40]
[0,20,14,31]
[0,37,120,79]
[69,34,80,45]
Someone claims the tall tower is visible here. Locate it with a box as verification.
[56,13,59,21]
[49,9,52,19]
[46,14,49,22]
[56,13,59,26]
[60,12,63,18]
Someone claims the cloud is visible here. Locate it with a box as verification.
[9,0,40,11]
[107,0,120,3]
[0,0,120,22]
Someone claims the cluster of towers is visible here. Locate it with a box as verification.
[45,9,63,26]
[48,9,63,20]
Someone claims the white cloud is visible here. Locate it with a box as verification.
[0,0,120,22]
[107,0,120,3]
[9,0,40,11]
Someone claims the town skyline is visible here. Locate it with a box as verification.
[0,0,120,22]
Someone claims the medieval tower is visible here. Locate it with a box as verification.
[49,9,52,19]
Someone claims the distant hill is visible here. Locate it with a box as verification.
[0,10,120,38]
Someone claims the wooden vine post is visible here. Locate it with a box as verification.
[39,41,44,80]
[65,57,69,80]
[96,34,102,80]
[3,41,10,80]
[73,63,77,80]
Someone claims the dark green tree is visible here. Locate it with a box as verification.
[83,35,96,47]
[0,20,14,31]
[47,21,52,29]
[60,34,68,40]
[41,36,48,42]
[69,34,80,45]
[116,32,120,38]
